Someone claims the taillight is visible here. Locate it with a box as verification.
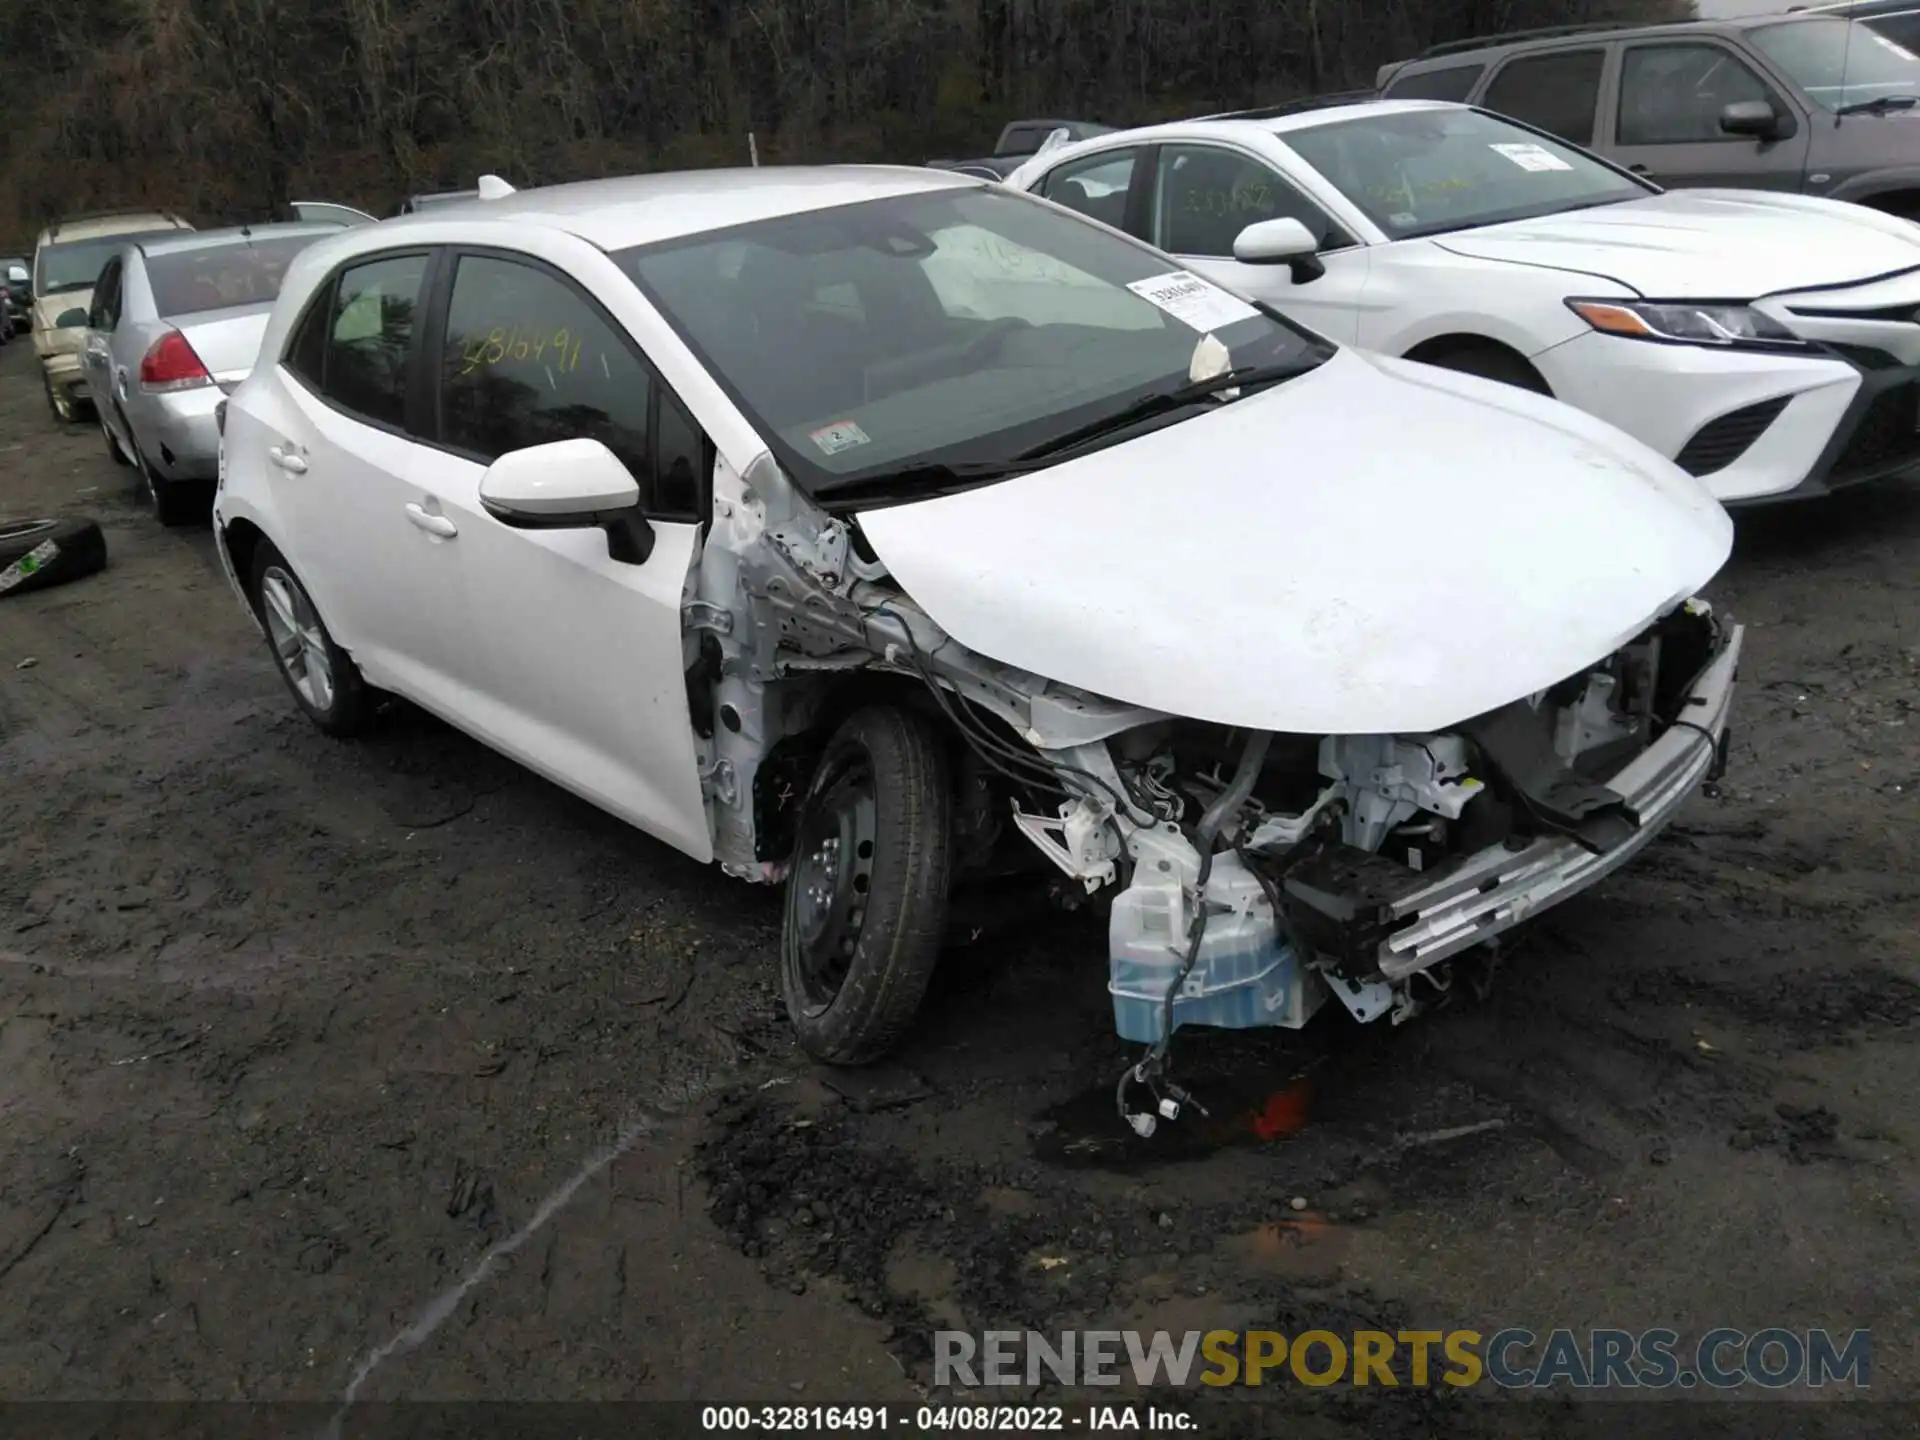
[139,330,213,392]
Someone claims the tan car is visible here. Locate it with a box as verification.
[32,209,193,422]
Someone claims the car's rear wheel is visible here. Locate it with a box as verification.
[126,427,197,527]
[248,540,376,737]
[780,705,952,1065]
[101,414,130,466]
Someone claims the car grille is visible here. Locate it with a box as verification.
[1831,380,1920,484]
[1674,397,1790,477]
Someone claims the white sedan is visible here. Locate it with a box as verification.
[1005,99,1920,505]
[212,166,1740,1080]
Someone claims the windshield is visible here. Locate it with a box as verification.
[1280,108,1649,240]
[146,234,326,318]
[1750,17,1920,111]
[35,231,181,297]
[617,186,1326,498]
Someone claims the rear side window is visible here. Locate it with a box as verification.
[1482,49,1606,146]
[146,235,325,318]
[435,253,704,518]
[312,253,429,428]
[1383,63,1485,102]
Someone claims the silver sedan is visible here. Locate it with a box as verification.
[80,223,342,524]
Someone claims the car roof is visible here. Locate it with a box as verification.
[1031,98,1463,152]
[37,212,191,244]
[1385,10,1834,77]
[134,222,343,260]
[371,165,976,250]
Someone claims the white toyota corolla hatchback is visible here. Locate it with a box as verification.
[1006,100,1920,505]
[213,166,1742,1085]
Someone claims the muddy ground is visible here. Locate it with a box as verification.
[1,333,1918,1436]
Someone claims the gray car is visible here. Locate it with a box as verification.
[1375,7,1920,217]
[81,223,340,524]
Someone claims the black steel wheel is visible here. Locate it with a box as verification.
[780,705,952,1065]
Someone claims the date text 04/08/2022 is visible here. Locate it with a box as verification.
[700,1404,1197,1431]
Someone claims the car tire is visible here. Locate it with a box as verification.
[780,705,953,1066]
[1418,343,1551,396]
[101,414,130,466]
[248,540,377,737]
[129,435,196,527]
[0,516,109,600]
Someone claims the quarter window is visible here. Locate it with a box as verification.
[1039,150,1138,230]
[1154,145,1349,256]
[314,253,428,428]
[1619,44,1781,143]
[436,254,704,519]
[1481,49,1606,146]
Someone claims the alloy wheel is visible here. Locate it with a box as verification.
[258,565,336,713]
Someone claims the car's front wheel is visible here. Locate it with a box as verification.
[248,541,376,736]
[781,705,952,1065]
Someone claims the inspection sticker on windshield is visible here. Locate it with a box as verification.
[1127,271,1260,333]
[809,419,871,456]
[1490,142,1573,173]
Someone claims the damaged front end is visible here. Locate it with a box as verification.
[685,446,1742,1078]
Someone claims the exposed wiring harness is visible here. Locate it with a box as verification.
[1115,730,1272,1136]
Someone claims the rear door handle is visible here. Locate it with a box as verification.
[267,445,307,473]
[405,503,458,538]
[1628,164,1653,176]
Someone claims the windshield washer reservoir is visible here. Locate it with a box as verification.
[1109,849,1326,1042]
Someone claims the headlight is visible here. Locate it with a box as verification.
[1566,298,1806,349]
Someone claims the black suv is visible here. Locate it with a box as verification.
[1376,6,1920,218]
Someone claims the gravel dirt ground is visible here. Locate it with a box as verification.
[2,333,1918,1437]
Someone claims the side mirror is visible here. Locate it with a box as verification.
[1720,100,1783,139]
[1231,217,1327,283]
[478,437,655,564]
[56,308,88,328]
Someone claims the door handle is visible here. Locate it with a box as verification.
[405,503,458,538]
[267,445,307,473]
[1628,163,1653,176]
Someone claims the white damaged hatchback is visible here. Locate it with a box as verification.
[213,166,1743,1099]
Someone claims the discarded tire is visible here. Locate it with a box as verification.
[0,517,109,599]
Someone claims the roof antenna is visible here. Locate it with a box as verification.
[476,173,516,200]
[1836,10,1856,125]
[748,132,761,167]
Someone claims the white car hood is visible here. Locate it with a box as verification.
[1434,190,1920,300]
[855,347,1732,736]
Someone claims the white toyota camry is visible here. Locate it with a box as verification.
[1006,99,1920,505]
[212,166,1741,1084]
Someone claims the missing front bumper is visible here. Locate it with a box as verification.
[1288,621,1745,984]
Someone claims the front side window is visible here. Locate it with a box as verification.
[34,230,180,298]
[1153,144,1350,256]
[435,253,701,517]
[618,186,1328,501]
[1750,17,1920,111]
[1280,106,1648,240]
[1618,44,1781,144]
[1383,63,1486,102]
[1038,150,1138,230]
[145,234,328,319]
[321,253,428,428]
[1480,49,1606,146]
